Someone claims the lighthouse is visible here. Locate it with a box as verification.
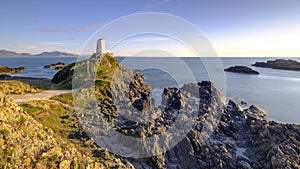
[96,38,106,55]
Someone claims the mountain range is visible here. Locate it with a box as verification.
[0,49,77,56]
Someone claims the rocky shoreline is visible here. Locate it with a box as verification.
[1,55,300,168]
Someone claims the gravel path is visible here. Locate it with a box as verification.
[9,90,74,104]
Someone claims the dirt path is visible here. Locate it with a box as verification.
[9,90,74,104]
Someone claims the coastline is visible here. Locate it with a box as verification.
[0,55,300,168]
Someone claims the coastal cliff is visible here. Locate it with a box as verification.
[52,54,300,168]
[1,54,299,168]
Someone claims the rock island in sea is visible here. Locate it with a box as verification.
[225,65,259,75]
[252,59,300,71]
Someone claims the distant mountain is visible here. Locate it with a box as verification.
[0,49,31,56]
[0,49,78,57]
[33,51,77,56]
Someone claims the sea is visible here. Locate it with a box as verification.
[0,56,300,124]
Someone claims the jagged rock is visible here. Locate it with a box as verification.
[129,74,152,112]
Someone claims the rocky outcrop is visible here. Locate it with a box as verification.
[44,62,66,70]
[162,84,300,168]
[0,66,25,74]
[51,63,75,88]
[52,53,118,89]
[225,66,259,74]
[252,59,300,71]
[57,51,300,168]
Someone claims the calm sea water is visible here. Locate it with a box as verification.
[0,56,80,78]
[0,56,299,124]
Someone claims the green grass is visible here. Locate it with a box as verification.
[52,53,119,99]
[50,92,74,105]
[21,100,74,133]
[3,148,13,156]
[21,106,43,114]
[14,115,27,125]
[0,129,10,136]
[48,155,60,163]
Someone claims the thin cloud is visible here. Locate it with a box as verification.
[40,22,104,33]
[75,24,99,32]
[129,37,170,42]
[22,45,38,49]
[40,29,71,33]
[145,0,172,8]
[195,33,208,37]
[40,42,68,45]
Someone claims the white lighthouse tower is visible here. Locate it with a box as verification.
[96,38,106,55]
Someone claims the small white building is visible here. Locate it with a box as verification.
[96,38,106,55]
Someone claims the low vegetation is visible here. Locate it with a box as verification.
[50,92,75,105]
[52,53,119,100]
[21,100,72,133]
[18,78,54,90]
[0,80,41,95]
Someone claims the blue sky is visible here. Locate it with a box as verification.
[1,0,300,56]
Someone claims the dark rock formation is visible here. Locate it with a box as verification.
[225,66,259,74]
[252,59,300,71]
[51,63,75,88]
[44,62,66,70]
[88,78,300,168]
[0,74,12,80]
[129,74,152,112]
[0,66,25,74]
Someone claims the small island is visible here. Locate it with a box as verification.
[224,66,259,75]
[252,59,300,71]
[44,62,66,70]
[0,66,25,74]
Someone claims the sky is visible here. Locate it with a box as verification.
[1,0,300,57]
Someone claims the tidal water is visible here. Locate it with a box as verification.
[0,56,299,124]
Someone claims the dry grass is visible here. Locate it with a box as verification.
[0,80,41,95]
